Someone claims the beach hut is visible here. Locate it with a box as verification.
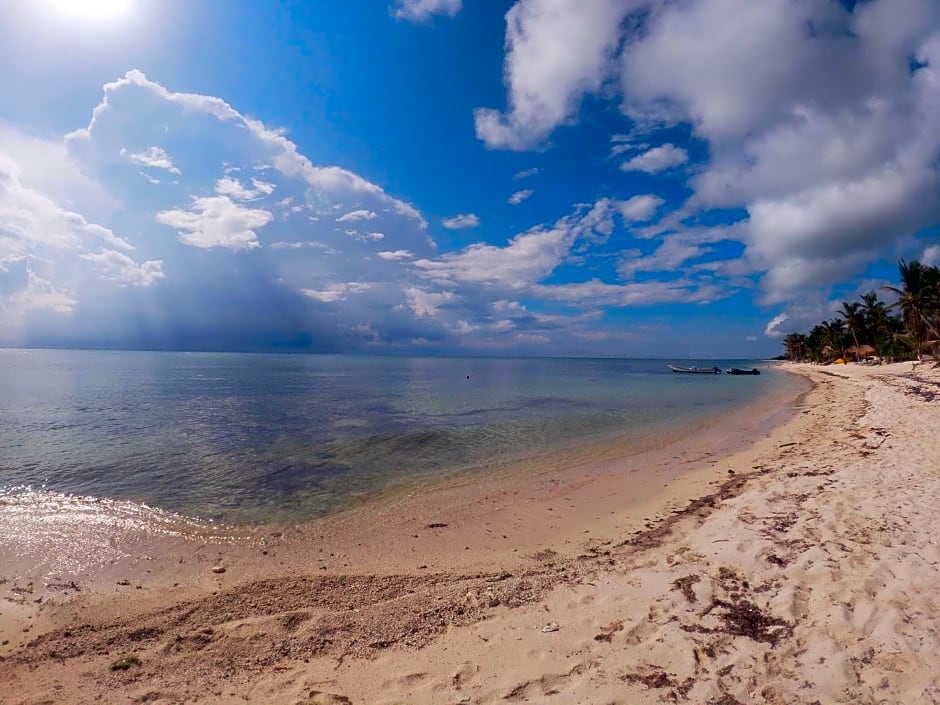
[846,344,876,362]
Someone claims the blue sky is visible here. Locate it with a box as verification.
[1,0,939,357]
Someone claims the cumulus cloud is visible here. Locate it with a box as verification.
[301,282,373,303]
[1,71,442,349]
[345,230,385,243]
[156,196,273,251]
[79,249,165,287]
[0,155,133,254]
[507,189,533,205]
[5,270,77,320]
[620,144,689,173]
[513,167,539,180]
[122,146,180,174]
[404,287,455,317]
[215,176,275,201]
[441,213,480,229]
[474,0,638,150]
[616,194,664,222]
[67,70,426,229]
[377,249,413,260]
[414,199,620,289]
[391,0,462,22]
[336,209,377,222]
[479,0,940,315]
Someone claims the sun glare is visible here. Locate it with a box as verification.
[47,0,132,20]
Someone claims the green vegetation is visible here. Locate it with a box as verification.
[782,260,940,363]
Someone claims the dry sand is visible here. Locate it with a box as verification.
[2,363,939,704]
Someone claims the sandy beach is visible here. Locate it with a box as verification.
[2,362,939,705]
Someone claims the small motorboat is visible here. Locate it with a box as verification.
[667,364,721,374]
[726,367,761,375]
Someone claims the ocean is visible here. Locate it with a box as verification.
[0,350,787,524]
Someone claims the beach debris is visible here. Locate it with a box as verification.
[211,565,227,574]
[116,579,130,586]
[300,691,352,705]
[540,621,560,633]
[672,574,701,603]
[593,620,624,642]
[427,523,449,529]
[684,598,794,646]
[109,655,141,671]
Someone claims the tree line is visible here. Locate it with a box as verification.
[782,260,940,363]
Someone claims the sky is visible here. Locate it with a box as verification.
[1,0,939,358]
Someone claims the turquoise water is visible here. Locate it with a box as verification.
[0,350,786,523]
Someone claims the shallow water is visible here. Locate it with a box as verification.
[0,350,787,523]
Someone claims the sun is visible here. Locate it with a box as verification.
[47,0,132,20]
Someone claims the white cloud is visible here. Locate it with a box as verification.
[404,287,455,317]
[508,188,533,205]
[377,249,414,260]
[414,199,617,289]
[215,176,275,201]
[474,0,639,150]
[80,249,165,287]
[923,244,940,266]
[344,229,385,242]
[391,0,462,22]
[465,0,940,316]
[0,154,133,254]
[493,299,526,314]
[618,0,940,302]
[513,167,539,180]
[336,209,377,222]
[618,236,711,279]
[620,144,688,173]
[156,196,272,251]
[763,312,789,338]
[122,146,180,174]
[532,278,724,307]
[67,70,426,229]
[514,332,549,344]
[270,241,337,253]
[301,282,373,303]
[441,213,480,229]
[616,194,664,222]
[9,270,77,316]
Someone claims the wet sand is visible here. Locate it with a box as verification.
[8,364,938,703]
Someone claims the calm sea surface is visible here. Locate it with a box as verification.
[0,350,787,524]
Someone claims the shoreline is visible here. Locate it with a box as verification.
[0,371,806,645]
[10,364,939,702]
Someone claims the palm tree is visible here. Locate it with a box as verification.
[840,301,863,358]
[783,332,808,362]
[860,290,900,360]
[883,260,939,359]
[821,318,847,360]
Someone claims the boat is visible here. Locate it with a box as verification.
[726,367,761,375]
[667,364,721,374]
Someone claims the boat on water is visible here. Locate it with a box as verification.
[726,367,761,375]
[667,364,721,374]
